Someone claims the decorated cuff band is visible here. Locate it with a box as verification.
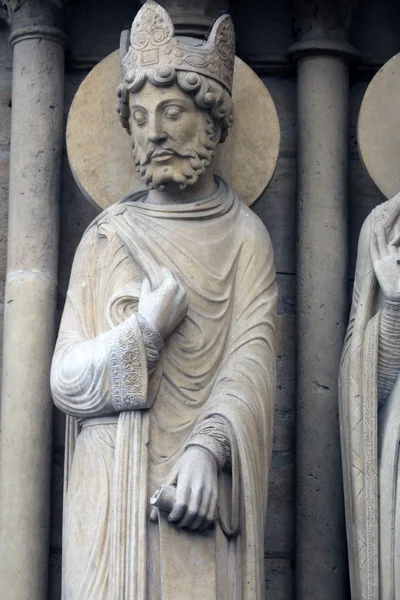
[109,315,148,411]
[185,433,226,473]
[137,314,164,354]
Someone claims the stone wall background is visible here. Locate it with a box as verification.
[0,0,399,598]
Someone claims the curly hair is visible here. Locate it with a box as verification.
[116,67,234,143]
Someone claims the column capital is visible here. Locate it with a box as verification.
[289,0,360,61]
[139,0,231,38]
[0,0,67,47]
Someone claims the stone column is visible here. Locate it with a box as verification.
[288,1,358,598]
[0,2,66,599]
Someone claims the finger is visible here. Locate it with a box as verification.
[376,223,389,258]
[150,507,159,522]
[168,477,189,523]
[370,231,380,265]
[190,488,211,531]
[178,486,202,529]
[199,491,218,532]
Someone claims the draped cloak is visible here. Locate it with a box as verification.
[51,179,277,600]
[339,192,400,600]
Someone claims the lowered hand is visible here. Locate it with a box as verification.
[154,446,219,532]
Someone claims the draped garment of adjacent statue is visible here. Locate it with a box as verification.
[340,192,400,600]
[51,179,277,600]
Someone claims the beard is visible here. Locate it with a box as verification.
[132,124,218,191]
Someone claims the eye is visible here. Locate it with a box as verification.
[132,110,147,126]
[164,105,184,119]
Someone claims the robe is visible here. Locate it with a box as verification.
[51,178,277,600]
[339,192,400,600]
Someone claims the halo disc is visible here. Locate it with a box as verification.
[358,52,400,199]
[67,52,280,209]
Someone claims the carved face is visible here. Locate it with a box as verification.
[129,81,219,190]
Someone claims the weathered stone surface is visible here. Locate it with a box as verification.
[0,153,9,380]
[293,14,352,594]
[0,276,57,600]
[0,158,8,388]
[0,23,12,66]
[265,460,295,555]
[254,159,296,275]
[264,558,294,600]
[0,18,65,599]
[0,72,11,150]
[261,77,297,157]
[275,310,296,451]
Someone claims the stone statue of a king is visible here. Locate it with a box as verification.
[51,2,278,599]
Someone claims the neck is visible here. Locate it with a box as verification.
[145,168,216,205]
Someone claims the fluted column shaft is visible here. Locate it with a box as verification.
[0,2,66,599]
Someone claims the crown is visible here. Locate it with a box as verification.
[120,0,235,94]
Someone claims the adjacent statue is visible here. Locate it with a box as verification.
[340,192,400,597]
[51,2,278,599]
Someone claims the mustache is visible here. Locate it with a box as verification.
[138,144,196,166]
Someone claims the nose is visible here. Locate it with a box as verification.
[147,115,167,144]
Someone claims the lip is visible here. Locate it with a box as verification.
[151,150,175,163]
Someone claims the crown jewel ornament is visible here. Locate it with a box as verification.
[121,0,235,94]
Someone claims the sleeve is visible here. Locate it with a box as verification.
[185,415,231,473]
[51,313,150,417]
[50,224,154,418]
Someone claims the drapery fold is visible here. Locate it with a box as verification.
[53,178,277,599]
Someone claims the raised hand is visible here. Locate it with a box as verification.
[138,267,188,339]
[370,223,400,303]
